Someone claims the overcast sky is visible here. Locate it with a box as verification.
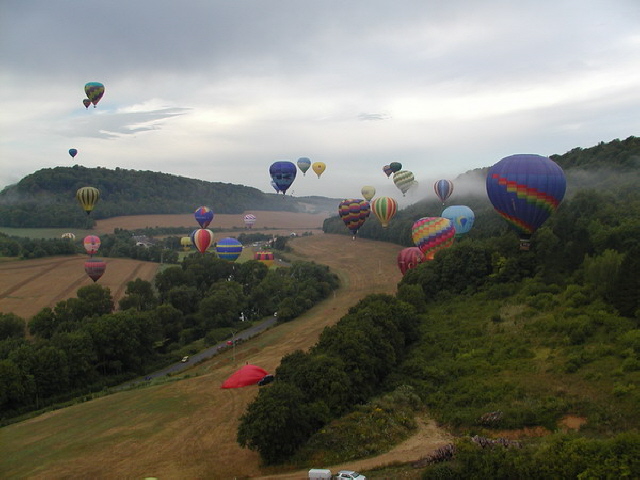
[1,0,639,204]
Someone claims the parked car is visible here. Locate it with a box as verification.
[335,471,366,480]
[181,356,189,363]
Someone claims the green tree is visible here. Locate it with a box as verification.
[0,313,25,340]
[118,279,158,311]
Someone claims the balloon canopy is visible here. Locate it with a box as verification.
[254,251,274,267]
[389,162,402,173]
[84,82,105,107]
[76,186,100,215]
[82,98,91,109]
[393,170,415,196]
[221,364,270,389]
[83,235,101,256]
[397,247,426,275]
[434,180,454,204]
[69,148,78,158]
[370,196,398,228]
[243,214,257,228]
[269,161,297,195]
[85,258,106,282]
[311,162,326,178]
[297,157,311,176]
[216,237,243,261]
[191,229,214,254]
[338,199,371,238]
[194,206,214,229]
[361,185,376,201]
[382,165,394,178]
[441,205,475,237]
[486,154,566,249]
[411,217,456,260]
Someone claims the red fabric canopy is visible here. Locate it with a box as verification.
[221,364,269,389]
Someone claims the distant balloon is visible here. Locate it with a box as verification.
[441,205,475,237]
[83,98,91,109]
[361,185,376,201]
[254,251,274,267]
[397,247,426,275]
[221,364,270,389]
[269,161,297,195]
[338,199,371,239]
[61,232,76,240]
[393,170,415,196]
[411,217,456,260]
[84,82,105,107]
[311,162,326,178]
[243,214,257,229]
[434,180,454,204]
[180,236,191,251]
[382,165,394,178]
[69,148,78,158]
[486,154,566,250]
[216,237,243,261]
[389,162,402,173]
[191,229,214,254]
[85,258,106,282]
[76,186,100,215]
[83,235,101,256]
[297,157,311,176]
[194,206,214,229]
[370,196,398,227]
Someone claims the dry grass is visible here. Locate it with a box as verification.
[0,233,454,479]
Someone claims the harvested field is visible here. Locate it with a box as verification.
[0,256,159,319]
[94,211,331,235]
[1,234,453,479]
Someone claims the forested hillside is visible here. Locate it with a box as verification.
[0,165,337,228]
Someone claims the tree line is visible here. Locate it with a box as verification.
[0,255,339,420]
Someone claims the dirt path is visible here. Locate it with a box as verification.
[1,234,452,479]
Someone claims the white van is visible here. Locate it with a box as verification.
[308,468,332,480]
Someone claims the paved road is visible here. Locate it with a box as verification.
[124,316,279,386]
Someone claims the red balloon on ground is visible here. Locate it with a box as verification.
[221,364,269,389]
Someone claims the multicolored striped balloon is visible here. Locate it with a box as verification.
[434,179,454,204]
[254,251,274,267]
[243,214,257,229]
[371,196,398,228]
[338,199,371,238]
[85,258,106,282]
[393,170,415,196]
[397,247,426,275]
[191,229,214,254]
[83,235,101,256]
[84,82,105,107]
[411,217,456,260]
[216,237,243,261]
[486,154,566,249]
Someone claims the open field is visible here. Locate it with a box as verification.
[0,256,160,319]
[0,234,455,479]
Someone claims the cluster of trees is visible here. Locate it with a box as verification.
[237,294,420,465]
[0,256,339,420]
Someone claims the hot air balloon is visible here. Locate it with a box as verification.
[216,237,243,261]
[297,157,311,176]
[486,154,566,250]
[191,229,214,254]
[254,251,274,267]
[61,232,76,240]
[390,162,402,173]
[83,235,101,256]
[397,247,426,275]
[311,162,326,178]
[243,214,257,229]
[441,205,475,237]
[434,180,454,204]
[221,364,270,388]
[180,236,191,251]
[194,206,214,229]
[338,199,371,239]
[85,258,106,282]
[83,99,91,109]
[393,170,415,196]
[84,82,105,107]
[69,148,78,159]
[269,161,297,195]
[361,186,376,201]
[382,165,394,178]
[411,217,456,260]
[370,196,398,227]
[76,186,100,215]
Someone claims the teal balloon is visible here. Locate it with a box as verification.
[442,205,475,236]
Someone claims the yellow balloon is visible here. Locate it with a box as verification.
[76,186,100,215]
[361,185,376,201]
[311,162,326,178]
